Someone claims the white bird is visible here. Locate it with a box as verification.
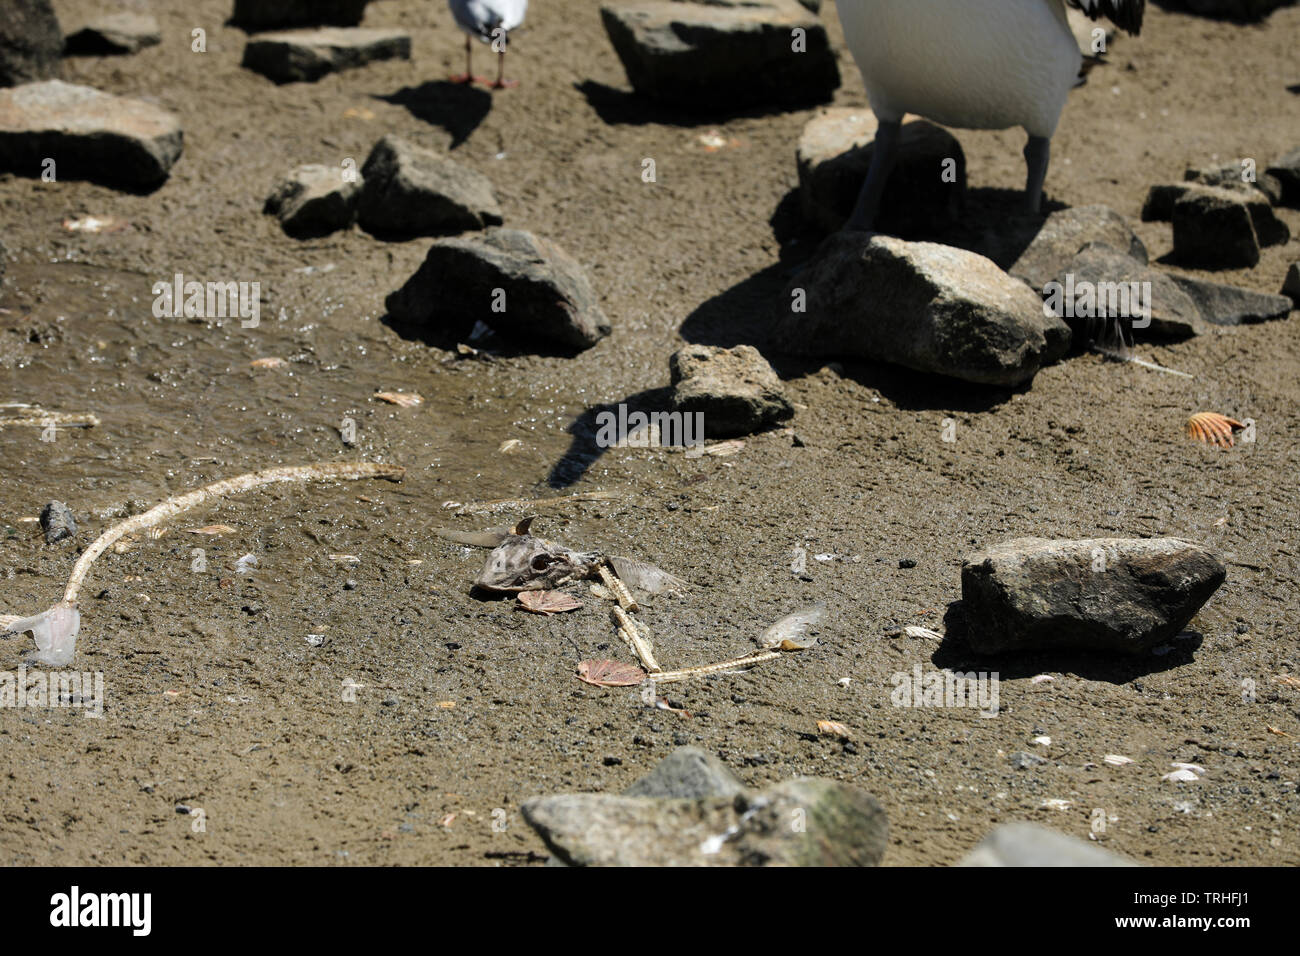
[835,0,1145,230]
[447,0,529,89]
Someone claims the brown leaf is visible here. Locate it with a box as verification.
[374,391,423,407]
[577,659,645,687]
[518,590,583,615]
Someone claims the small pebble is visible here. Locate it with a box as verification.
[40,501,77,544]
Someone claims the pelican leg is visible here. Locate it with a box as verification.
[1023,135,1051,215]
[844,119,901,232]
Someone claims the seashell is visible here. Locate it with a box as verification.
[1031,674,1055,684]
[374,391,422,407]
[759,603,825,649]
[250,357,286,369]
[817,719,851,739]
[517,590,583,615]
[1032,735,1052,747]
[1041,798,1071,811]
[576,659,645,687]
[1103,754,1134,766]
[904,625,943,641]
[186,525,236,535]
[498,438,524,454]
[1186,412,1245,448]
[1162,768,1199,783]
[1170,762,1205,775]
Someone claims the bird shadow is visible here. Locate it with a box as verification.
[932,600,1204,683]
[374,81,493,149]
[546,387,673,488]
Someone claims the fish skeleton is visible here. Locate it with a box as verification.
[437,517,688,594]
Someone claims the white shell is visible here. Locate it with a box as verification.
[1103,754,1134,766]
[904,625,943,641]
[1162,769,1199,783]
[1032,735,1052,746]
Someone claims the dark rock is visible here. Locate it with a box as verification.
[1158,0,1297,22]
[0,80,183,190]
[960,823,1139,866]
[65,13,162,55]
[1171,185,1273,268]
[1185,162,1283,206]
[1053,242,1208,340]
[1010,205,1147,292]
[264,163,361,237]
[1283,263,1300,305]
[357,134,501,237]
[1266,147,1300,208]
[241,27,410,83]
[386,228,611,352]
[668,345,792,438]
[774,232,1070,387]
[1169,274,1293,325]
[231,0,371,32]
[0,0,63,87]
[600,1,839,110]
[623,747,747,799]
[961,537,1226,655]
[523,777,888,866]
[39,501,76,544]
[797,108,965,236]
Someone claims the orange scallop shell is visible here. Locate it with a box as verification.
[1186,412,1245,448]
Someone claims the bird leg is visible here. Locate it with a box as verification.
[844,119,901,232]
[448,35,481,84]
[489,48,518,89]
[1023,135,1051,216]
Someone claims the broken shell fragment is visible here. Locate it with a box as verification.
[576,659,645,687]
[759,602,826,650]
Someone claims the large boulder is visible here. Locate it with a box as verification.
[231,0,371,32]
[385,228,611,352]
[357,134,501,238]
[961,537,1226,655]
[1052,242,1208,340]
[797,108,965,236]
[774,233,1070,387]
[1009,205,1147,293]
[241,27,410,83]
[600,1,839,110]
[668,344,793,438]
[0,0,63,86]
[0,80,183,190]
[1168,275,1293,326]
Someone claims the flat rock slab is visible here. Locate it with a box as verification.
[242,27,410,83]
[0,0,64,86]
[622,746,747,800]
[1053,242,1208,340]
[231,0,371,31]
[1185,162,1283,206]
[797,108,965,235]
[523,778,888,866]
[0,80,183,189]
[669,344,793,438]
[960,823,1138,866]
[385,228,611,353]
[65,13,162,55]
[265,163,361,237]
[600,1,839,110]
[358,134,501,237]
[1169,274,1293,325]
[774,233,1070,387]
[961,537,1226,655]
[1010,205,1148,293]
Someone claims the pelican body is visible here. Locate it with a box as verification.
[835,0,1145,229]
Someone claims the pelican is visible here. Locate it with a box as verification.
[836,0,1145,230]
[447,0,528,88]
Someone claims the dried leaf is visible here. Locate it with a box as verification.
[186,524,236,535]
[374,391,423,407]
[760,602,825,649]
[576,659,645,687]
[517,590,583,615]
[817,719,850,739]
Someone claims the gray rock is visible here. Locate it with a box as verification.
[1010,205,1147,292]
[65,13,162,55]
[774,232,1070,387]
[241,27,410,83]
[600,1,839,110]
[1185,162,1283,206]
[797,109,965,236]
[1169,274,1293,326]
[231,0,371,32]
[357,134,501,237]
[39,501,76,544]
[1054,242,1208,340]
[1142,176,1278,222]
[0,0,63,87]
[1283,263,1300,305]
[623,746,747,799]
[668,344,793,438]
[961,537,1226,655]
[523,778,888,866]
[1171,185,1266,268]
[1008,751,1047,770]
[1266,147,1300,209]
[0,80,183,190]
[960,823,1139,867]
[264,163,361,237]
[385,228,611,352]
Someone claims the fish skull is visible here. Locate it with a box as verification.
[474,534,601,592]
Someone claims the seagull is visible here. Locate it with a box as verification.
[836,0,1145,230]
[447,0,528,89]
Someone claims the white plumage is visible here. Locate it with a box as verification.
[835,0,1145,229]
[447,0,529,88]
